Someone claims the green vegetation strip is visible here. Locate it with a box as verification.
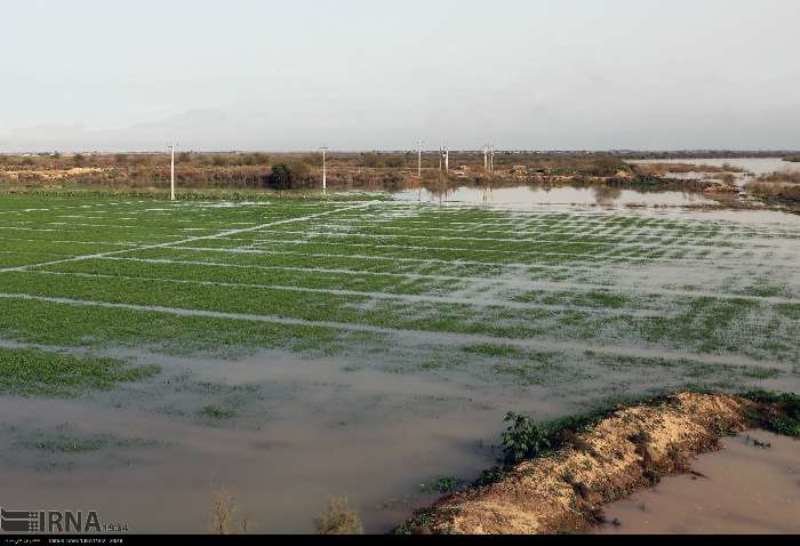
[0,346,159,397]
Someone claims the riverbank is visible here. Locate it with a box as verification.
[398,391,799,535]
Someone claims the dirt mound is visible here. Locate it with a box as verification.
[400,393,757,535]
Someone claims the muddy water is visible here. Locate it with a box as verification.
[597,430,800,534]
[0,350,564,533]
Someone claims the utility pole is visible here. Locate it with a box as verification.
[169,144,176,201]
[417,140,423,177]
[484,145,489,171]
[321,146,328,193]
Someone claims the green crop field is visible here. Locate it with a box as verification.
[0,194,798,400]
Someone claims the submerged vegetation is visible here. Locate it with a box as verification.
[18,424,156,454]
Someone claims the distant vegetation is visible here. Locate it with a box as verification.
[756,171,800,184]
[620,150,800,160]
[263,161,313,191]
[0,151,636,193]
[783,155,800,163]
[1,150,794,195]
[746,170,800,204]
[632,162,744,177]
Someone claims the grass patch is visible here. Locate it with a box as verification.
[0,347,159,397]
[775,304,800,320]
[463,343,523,358]
[18,424,156,454]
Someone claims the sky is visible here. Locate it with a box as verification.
[1,0,798,152]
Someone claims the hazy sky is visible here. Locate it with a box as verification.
[1,0,798,151]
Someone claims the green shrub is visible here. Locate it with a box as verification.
[743,390,800,437]
[263,161,312,191]
[501,412,551,464]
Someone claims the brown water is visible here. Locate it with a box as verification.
[597,430,800,534]
[0,349,564,533]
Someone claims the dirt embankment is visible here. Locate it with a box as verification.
[399,392,788,535]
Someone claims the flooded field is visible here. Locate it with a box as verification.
[0,193,798,532]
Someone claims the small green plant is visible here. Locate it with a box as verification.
[742,390,800,437]
[501,412,551,464]
[419,476,463,494]
[200,405,237,420]
[315,497,363,535]
[474,466,506,486]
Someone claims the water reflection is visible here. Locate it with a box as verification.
[394,184,717,208]
[592,186,623,206]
